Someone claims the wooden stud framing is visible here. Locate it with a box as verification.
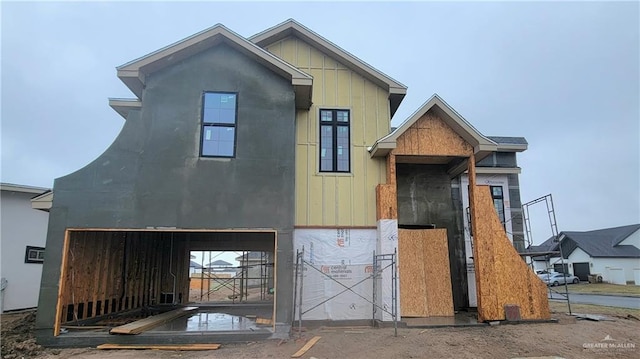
[53,228,279,333]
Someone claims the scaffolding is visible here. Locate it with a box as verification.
[192,250,272,303]
[293,247,398,337]
[522,194,571,314]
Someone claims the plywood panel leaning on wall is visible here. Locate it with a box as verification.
[398,229,454,317]
[469,185,550,321]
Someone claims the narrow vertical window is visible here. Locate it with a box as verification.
[490,185,506,226]
[319,109,350,172]
[201,92,237,157]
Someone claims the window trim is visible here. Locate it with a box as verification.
[25,245,45,264]
[490,185,506,227]
[200,91,238,158]
[319,108,351,173]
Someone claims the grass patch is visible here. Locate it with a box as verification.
[567,283,640,296]
[549,301,640,317]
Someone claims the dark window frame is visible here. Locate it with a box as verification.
[319,109,351,173]
[200,91,238,158]
[490,185,506,227]
[25,245,45,264]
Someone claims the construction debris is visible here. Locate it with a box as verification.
[109,307,198,335]
[97,343,221,350]
[571,313,616,322]
[256,317,273,325]
[291,336,321,358]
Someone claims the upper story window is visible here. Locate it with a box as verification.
[201,92,237,157]
[490,185,506,226]
[319,109,350,172]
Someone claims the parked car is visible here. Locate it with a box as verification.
[540,272,579,286]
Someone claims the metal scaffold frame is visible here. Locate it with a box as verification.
[293,247,398,337]
[522,193,571,314]
[193,250,273,304]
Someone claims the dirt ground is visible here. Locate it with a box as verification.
[2,308,639,359]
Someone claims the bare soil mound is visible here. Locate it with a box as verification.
[1,310,44,359]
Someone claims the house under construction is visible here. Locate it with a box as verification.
[34,19,549,347]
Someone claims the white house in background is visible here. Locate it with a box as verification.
[189,260,204,275]
[529,224,640,285]
[0,183,50,312]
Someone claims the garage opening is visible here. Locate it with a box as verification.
[54,229,276,337]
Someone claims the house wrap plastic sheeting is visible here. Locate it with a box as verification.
[377,219,399,321]
[294,228,376,320]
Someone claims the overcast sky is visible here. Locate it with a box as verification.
[2,1,638,244]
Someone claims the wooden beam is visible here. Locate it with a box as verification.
[97,343,220,351]
[291,336,321,358]
[54,230,72,336]
[109,307,198,335]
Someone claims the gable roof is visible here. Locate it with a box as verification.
[560,224,640,258]
[487,136,528,152]
[190,260,203,269]
[208,260,233,267]
[369,94,498,157]
[249,19,407,117]
[114,23,313,115]
[530,224,640,259]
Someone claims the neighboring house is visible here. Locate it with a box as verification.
[529,224,640,284]
[35,19,547,346]
[207,259,237,277]
[0,183,50,312]
[236,252,271,287]
[189,260,204,275]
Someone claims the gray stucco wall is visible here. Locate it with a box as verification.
[396,164,468,310]
[36,43,297,341]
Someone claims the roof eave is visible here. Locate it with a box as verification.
[495,143,528,152]
[369,141,396,157]
[251,19,406,110]
[109,98,142,119]
[31,191,53,212]
[1,183,50,194]
[115,24,313,108]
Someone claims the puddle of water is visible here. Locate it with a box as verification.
[149,312,262,332]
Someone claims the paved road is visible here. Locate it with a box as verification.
[548,291,640,309]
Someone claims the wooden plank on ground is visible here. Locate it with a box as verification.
[291,336,321,358]
[109,307,198,335]
[97,343,220,350]
[256,317,272,325]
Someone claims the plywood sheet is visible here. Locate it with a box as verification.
[393,113,473,157]
[422,229,455,317]
[470,185,550,321]
[399,229,428,317]
[376,184,397,220]
[399,229,454,317]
